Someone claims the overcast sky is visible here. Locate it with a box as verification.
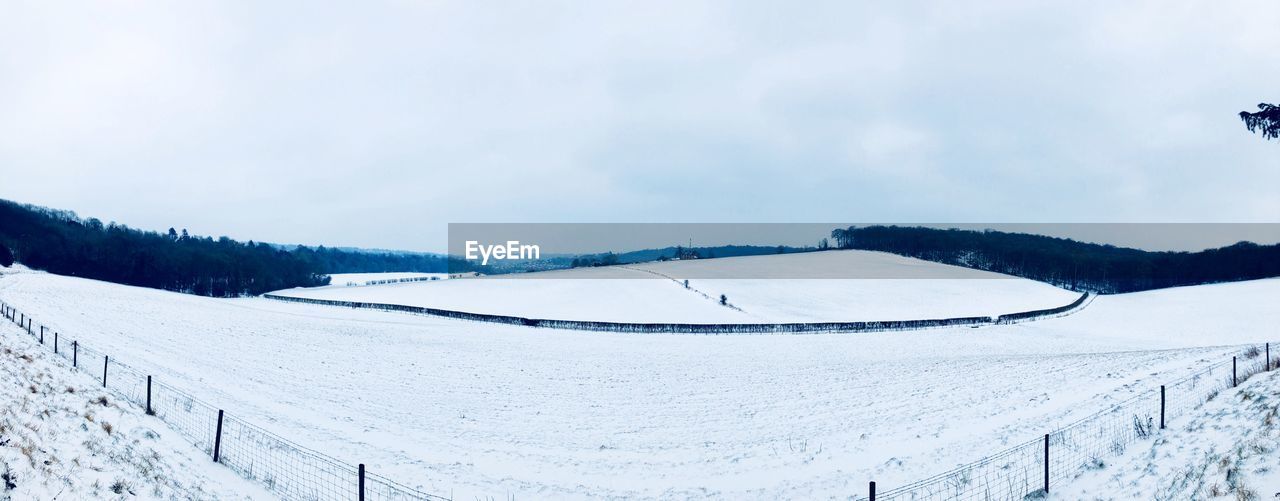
[1,1,1277,252]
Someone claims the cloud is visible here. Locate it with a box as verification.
[0,0,1277,250]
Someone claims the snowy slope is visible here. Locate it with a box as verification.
[2,264,1277,499]
[0,318,273,500]
[992,278,1280,350]
[273,250,1080,322]
[1055,369,1280,499]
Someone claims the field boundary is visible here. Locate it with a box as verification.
[0,300,451,501]
[261,291,1092,334]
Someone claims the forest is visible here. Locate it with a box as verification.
[830,225,1280,293]
[0,199,465,297]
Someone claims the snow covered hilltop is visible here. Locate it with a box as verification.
[271,250,1084,326]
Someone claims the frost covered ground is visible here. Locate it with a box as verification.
[1056,369,1280,500]
[276,250,1081,322]
[1,262,1277,499]
[0,312,271,500]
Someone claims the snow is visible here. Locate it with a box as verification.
[0,316,272,500]
[1055,369,1280,500]
[274,251,1081,322]
[2,261,1277,499]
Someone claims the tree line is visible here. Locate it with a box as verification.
[831,225,1280,293]
[0,199,469,297]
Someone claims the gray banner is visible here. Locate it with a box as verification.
[446,223,1280,281]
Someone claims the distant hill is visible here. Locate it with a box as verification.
[563,245,813,269]
[0,199,475,297]
[831,225,1280,293]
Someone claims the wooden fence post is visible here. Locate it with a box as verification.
[54,332,58,354]
[359,463,366,501]
[72,341,77,367]
[146,376,153,415]
[102,355,108,387]
[1159,385,1165,429]
[868,481,875,501]
[1233,356,1237,387]
[213,410,225,463]
[39,325,43,344]
[1268,343,1271,371]
[1043,433,1050,494]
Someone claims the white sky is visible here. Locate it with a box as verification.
[1,1,1278,252]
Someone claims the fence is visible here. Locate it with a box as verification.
[860,342,1280,500]
[262,291,1092,334]
[343,276,440,287]
[994,292,1093,324]
[0,300,450,501]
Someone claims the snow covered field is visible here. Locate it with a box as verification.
[0,315,270,500]
[1058,369,1280,499]
[274,251,1082,322]
[2,261,1277,499]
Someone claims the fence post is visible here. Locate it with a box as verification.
[54,332,58,354]
[868,481,875,501]
[1043,433,1050,494]
[1233,356,1237,387]
[39,325,44,344]
[102,355,108,387]
[213,409,225,463]
[359,463,366,501]
[1268,343,1271,371]
[73,341,77,367]
[1159,385,1165,429]
[146,376,153,415]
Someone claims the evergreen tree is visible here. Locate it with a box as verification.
[1240,103,1280,140]
[829,225,1280,293]
[0,199,472,297]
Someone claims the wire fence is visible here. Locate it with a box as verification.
[0,300,450,501]
[3,299,1276,500]
[862,342,1280,500]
